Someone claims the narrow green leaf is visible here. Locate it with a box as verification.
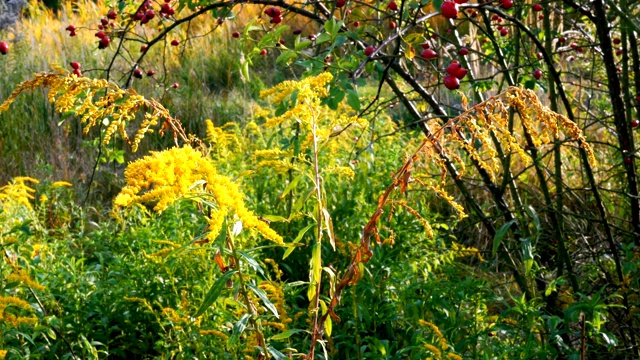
[276,50,297,65]
[492,220,516,256]
[270,329,304,341]
[280,174,303,199]
[295,40,312,51]
[346,90,360,111]
[248,283,279,318]
[315,33,332,45]
[237,250,265,278]
[283,223,315,259]
[228,313,251,346]
[195,270,237,317]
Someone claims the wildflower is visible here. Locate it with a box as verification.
[114,146,283,245]
[51,181,73,188]
[6,268,46,291]
[423,344,441,358]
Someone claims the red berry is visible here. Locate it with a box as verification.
[459,47,469,56]
[265,7,281,17]
[389,21,396,29]
[65,25,76,31]
[309,34,317,41]
[161,3,172,13]
[441,1,458,19]
[95,30,106,38]
[455,67,467,79]
[232,31,240,38]
[72,68,82,77]
[421,42,430,49]
[500,0,514,10]
[217,17,224,25]
[532,3,543,12]
[616,49,622,56]
[364,45,375,56]
[270,15,282,24]
[491,14,500,21]
[388,1,398,11]
[421,48,437,59]
[260,49,267,56]
[497,25,503,31]
[69,30,77,37]
[133,69,143,79]
[171,39,180,46]
[99,36,111,48]
[337,0,346,8]
[0,41,8,55]
[70,61,81,70]
[293,28,302,35]
[147,69,155,76]
[613,38,621,45]
[431,33,438,39]
[570,42,578,49]
[559,36,566,43]
[279,39,286,45]
[353,21,360,28]
[172,82,179,89]
[443,75,460,90]
[500,28,509,36]
[624,157,633,165]
[538,14,544,19]
[101,18,109,26]
[631,120,639,128]
[146,9,155,19]
[536,52,543,59]
[107,10,117,19]
[533,68,543,79]
[446,61,462,75]
[141,45,148,51]
[454,0,467,3]
[577,47,583,53]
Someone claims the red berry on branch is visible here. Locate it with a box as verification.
[66,25,76,32]
[532,3,543,12]
[171,39,180,46]
[388,1,398,11]
[441,1,458,19]
[421,42,430,49]
[260,49,267,56]
[72,68,82,77]
[107,10,117,19]
[459,47,468,56]
[336,0,346,8]
[443,75,460,90]
[624,157,632,165]
[0,42,8,55]
[364,45,375,56]
[232,31,240,38]
[455,67,467,79]
[446,61,462,75]
[536,52,543,59]
[141,45,148,51]
[558,36,566,43]
[421,48,437,59]
[147,69,155,76]
[101,18,109,26]
[500,28,509,36]
[353,21,360,28]
[70,61,81,70]
[309,34,317,41]
[265,7,281,17]
[389,21,396,29]
[99,36,111,49]
[293,28,302,35]
[270,16,282,24]
[613,38,621,45]
[146,9,156,19]
[631,119,639,128]
[95,30,106,38]
[533,68,543,79]
[133,69,143,79]
[172,83,179,89]
[500,0,514,10]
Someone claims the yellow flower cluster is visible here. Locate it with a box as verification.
[205,120,242,158]
[0,70,185,152]
[0,349,6,359]
[451,241,484,262]
[199,329,229,339]
[0,177,38,211]
[6,268,46,291]
[0,296,37,328]
[259,282,292,328]
[123,296,155,314]
[259,72,333,128]
[51,181,73,188]
[114,146,283,245]
[419,319,449,351]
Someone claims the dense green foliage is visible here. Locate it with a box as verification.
[1,0,640,358]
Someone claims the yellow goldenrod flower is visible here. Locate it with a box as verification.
[51,181,73,188]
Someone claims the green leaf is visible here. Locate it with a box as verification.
[492,220,516,256]
[248,283,279,318]
[346,90,361,111]
[195,270,237,317]
[281,174,303,199]
[283,223,315,259]
[260,215,289,222]
[270,329,304,341]
[524,79,537,90]
[237,250,265,278]
[316,33,332,45]
[276,50,298,65]
[307,243,322,301]
[432,0,443,10]
[295,40,312,51]
[228,313,251,346]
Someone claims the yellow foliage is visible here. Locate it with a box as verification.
[113,146,283,245]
